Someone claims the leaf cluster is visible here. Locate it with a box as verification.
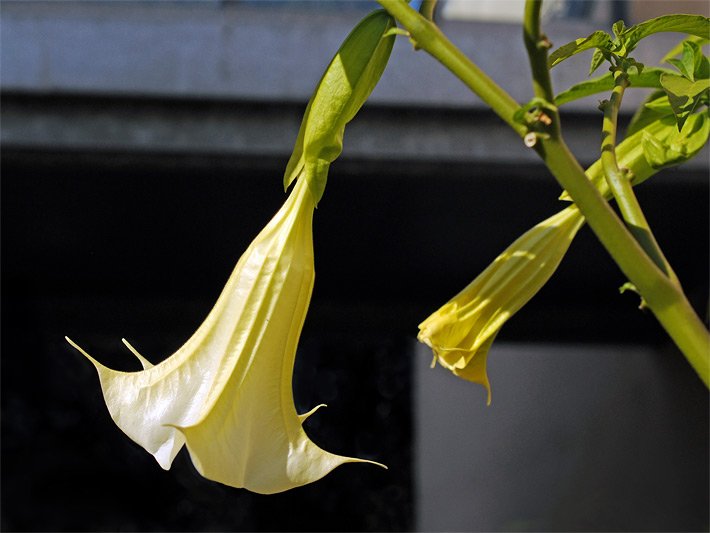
[548,14,709,73]
[551,15,709,132]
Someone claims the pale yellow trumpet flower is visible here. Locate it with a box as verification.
[67,176,384,494]
[418,205,584,404]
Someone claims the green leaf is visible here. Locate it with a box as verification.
[641,129,670,168]
[548,31,611,68]
[644,94,674,113]
[667,41,700,80]
[623,14,710,54]
[555,67,674,106]
[589,48,608,75]
[662,35,709,64]
[667,58,694,81]
[612,20,627,39]
[660,71,710,129]
[697,52,710,81]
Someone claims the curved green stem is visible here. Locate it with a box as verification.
[601,69,678,282]
[377,0,526,137]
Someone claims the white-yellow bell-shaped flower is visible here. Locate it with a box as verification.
[67,176,383,494]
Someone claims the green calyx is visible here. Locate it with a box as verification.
[284,9,396,205]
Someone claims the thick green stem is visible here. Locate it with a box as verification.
[600,69,677,281]
[541,139,709,385]
[377,0,526,137]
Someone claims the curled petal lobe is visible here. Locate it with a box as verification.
[67,176,384,494]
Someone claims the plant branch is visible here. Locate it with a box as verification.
[541,138,708,386]
[523,1,556,106]
[522,0,707,384]
[522,0,562,139]
[377,0,526,137]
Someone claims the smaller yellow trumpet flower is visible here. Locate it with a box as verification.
[418,206,584,404]
[67,176,384,494]
[419,111,709,402]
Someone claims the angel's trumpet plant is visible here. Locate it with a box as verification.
[67,8,395,494]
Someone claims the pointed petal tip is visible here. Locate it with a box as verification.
[352,457,388,470]
[65,336,103,368]
[121,338,154,370]
[299,403,327,423]
[370,460,388,470]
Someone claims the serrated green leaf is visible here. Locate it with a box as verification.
[555,67,673,106]
[623,14,710,55]
[548,31,611,68]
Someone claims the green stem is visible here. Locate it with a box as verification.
[601,69,678,282]
[541,139,709,386]
[523,1,555,105]
[522,0,562,145]
[377,0,526,137]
